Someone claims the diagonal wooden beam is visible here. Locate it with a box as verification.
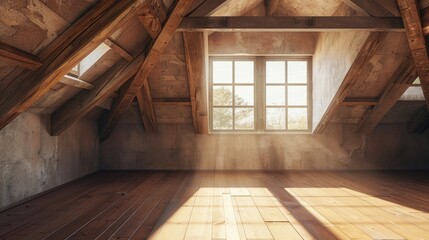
[188,0,226,16]
[104,38,133,62]
[0,0,145,131]
[343,0,399,16]
[313,32,387,133]
[398,0,429,110]
[177,16,404,32]
[136,80,158,133]
[264,0,280,16]
[357,55,417,134]
[99,0,194,140]
[59,74,94,90]
[137,0,167,39]
[0,42,42,70]
[50,47,147,136]
[183,31,208,134]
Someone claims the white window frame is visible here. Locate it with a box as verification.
[209,56,312,133]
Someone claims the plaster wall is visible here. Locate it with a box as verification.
[0,112,99,208]
[101,106,429,170]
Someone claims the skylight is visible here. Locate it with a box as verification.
[69,42,111,77]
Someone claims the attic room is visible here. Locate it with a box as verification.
[1,0,429,239]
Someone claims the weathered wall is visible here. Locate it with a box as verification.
[0,111,99,209]
[101,106,429,170]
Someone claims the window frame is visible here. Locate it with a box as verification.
[209,56,312,133]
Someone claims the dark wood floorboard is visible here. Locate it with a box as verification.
[1,171,429,240]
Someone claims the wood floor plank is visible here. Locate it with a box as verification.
[1,171,429,240]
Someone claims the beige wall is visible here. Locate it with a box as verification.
[0,111,99,209]
[101,106,429,170]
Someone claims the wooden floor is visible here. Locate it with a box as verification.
[1,171,429,239]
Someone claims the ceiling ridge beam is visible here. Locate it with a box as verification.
[0,0,146,131]
[99,0,194,141]
[357,54,417,134]
[177,16,404,32]
[313,32,388,133]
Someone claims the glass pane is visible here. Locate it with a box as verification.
[235,61,254,83]
[235,86,254,106]
[288,86,307,106]
[213,61,232,83]
[213,108,233,130]
[266,61,285,83]
[266,108,286,130]
[235,108,254,130]
[266,86,285,106]
[288,108,308,130]
[213,86,232,106]
[288,61,307,83]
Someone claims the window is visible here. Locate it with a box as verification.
[68,42,111,78]
[210,57,311,133]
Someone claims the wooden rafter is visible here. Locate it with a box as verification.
[0,0,145,131]
[99,0,194,140]
[398,0,429,110]
[183,31,208,134]
[59,74,94,90]
[178,16,404,32]
[50,47,148,136]
[313,32,387,133]
[136,80,158,133]
[343,0,400,16]
[0,42,42,70]
[357,55,417,134]
[104,38,133,62]
[340,98,379,106]
[264,0,280,16]
[188,0,226,16]
[137,0,167,39]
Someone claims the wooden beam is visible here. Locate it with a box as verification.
[99,0,194,141]
[153,97,191,104]
[341,97,379,106]
[188,0,226,16]
[357,55,417,134]
[398,0,429,110]
[183,32,208,133]
[58,74,94,90]
[313,32,387,133]
[264,0,280,16]
[104,39,133,62]
[0,0,145,131]
[178,16,405,32]
[0,42,42,70]
[407,105,429,133]
[50,47,147,136]
[343,0,399,16]
[136,80,157,133]
[137,0,167,39]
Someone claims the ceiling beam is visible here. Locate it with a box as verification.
[0,42,42,70]
[50,48,147,136]
[313,32,387,133]
[340,97,379,106]
[188,0,226,16]
[137,0,167,39]
[343,0,399,16]
[99,0,194,141]
[357,55,417,134]
[59,74,94,90]
[264,0,280,16]
[136,80,157,133]
[177,16,404,32]
[103,38,133,62]
[398,0,429,110]
[183,31,208,134]
[0,0,145,131]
